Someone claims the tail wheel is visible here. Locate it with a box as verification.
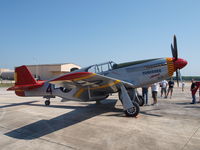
[45,100,50,106]
[124,102,140,117]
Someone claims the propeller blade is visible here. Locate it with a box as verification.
[176,70,179,87]
[171,44,175,58]
[173,35,178,60]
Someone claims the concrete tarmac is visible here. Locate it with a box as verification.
[0,83,200,150]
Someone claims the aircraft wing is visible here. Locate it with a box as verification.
[49,72,134,100]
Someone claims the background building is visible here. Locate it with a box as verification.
[0,68,14,80]
[0,63,81,81]
[27,63,81,80]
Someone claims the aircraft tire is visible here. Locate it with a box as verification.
[45,100,50,106]
[124,102,140,117]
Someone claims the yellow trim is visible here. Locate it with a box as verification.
[74,80,121,98]
[14,72,17,83]
[166,58,175,77]
[90,80,121,90]
[73,73,96,81]
[16,89,24,92]
[74,88,85,98]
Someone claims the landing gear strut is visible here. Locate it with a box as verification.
[119,89,144,106]
[135,95,144,106]
[119,84,140,117]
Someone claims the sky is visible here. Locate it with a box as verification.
[0,0,200,76]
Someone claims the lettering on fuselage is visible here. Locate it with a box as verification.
[142,69,161,75]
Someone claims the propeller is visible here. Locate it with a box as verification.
[171,35,181,87]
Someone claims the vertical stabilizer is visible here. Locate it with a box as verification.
[7,65,44,93]
[15,65,36,85]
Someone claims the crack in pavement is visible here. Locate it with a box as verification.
[181,125,200,150]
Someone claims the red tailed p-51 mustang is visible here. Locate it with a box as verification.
[8,35,187,117]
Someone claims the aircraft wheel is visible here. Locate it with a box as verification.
[45,100,50,106]
[135,95,145,106]
[124,102,140,117]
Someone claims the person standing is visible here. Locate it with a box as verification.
[142,86,149,105]
[166,78,175,99]
[181,81,185,92]
[191,79,197,104]
[196,81,200,103]
[151,83,159,105]
[160,80,168,98]
[199,88,200,103]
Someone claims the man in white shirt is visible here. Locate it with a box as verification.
[160,80,168,98]
[151,83,159,105]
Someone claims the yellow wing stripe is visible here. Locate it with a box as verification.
[74,80,121,98]
[73,73,96,81]
[90,80,121,90]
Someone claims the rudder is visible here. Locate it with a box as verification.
[15,65,36,85]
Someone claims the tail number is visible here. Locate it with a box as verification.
[46,84,52,94]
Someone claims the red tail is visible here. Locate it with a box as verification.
[7,66,44,92]
[15,65,36,85]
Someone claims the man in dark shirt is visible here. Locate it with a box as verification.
[199,88,200,103]
[191,79,197,104]
[195,81,200,103]
[166,79,174,99]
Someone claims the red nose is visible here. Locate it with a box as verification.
[173,58,188,70]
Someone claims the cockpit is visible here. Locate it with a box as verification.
[86,61,117,74]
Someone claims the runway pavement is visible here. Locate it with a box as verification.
[0,83,200,150]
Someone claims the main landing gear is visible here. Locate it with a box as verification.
[119,84,140,117]
[124,103,139,117]
[128,89,144,106]
[119,89,144,107]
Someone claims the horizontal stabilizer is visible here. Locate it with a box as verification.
[7,82,44,91]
